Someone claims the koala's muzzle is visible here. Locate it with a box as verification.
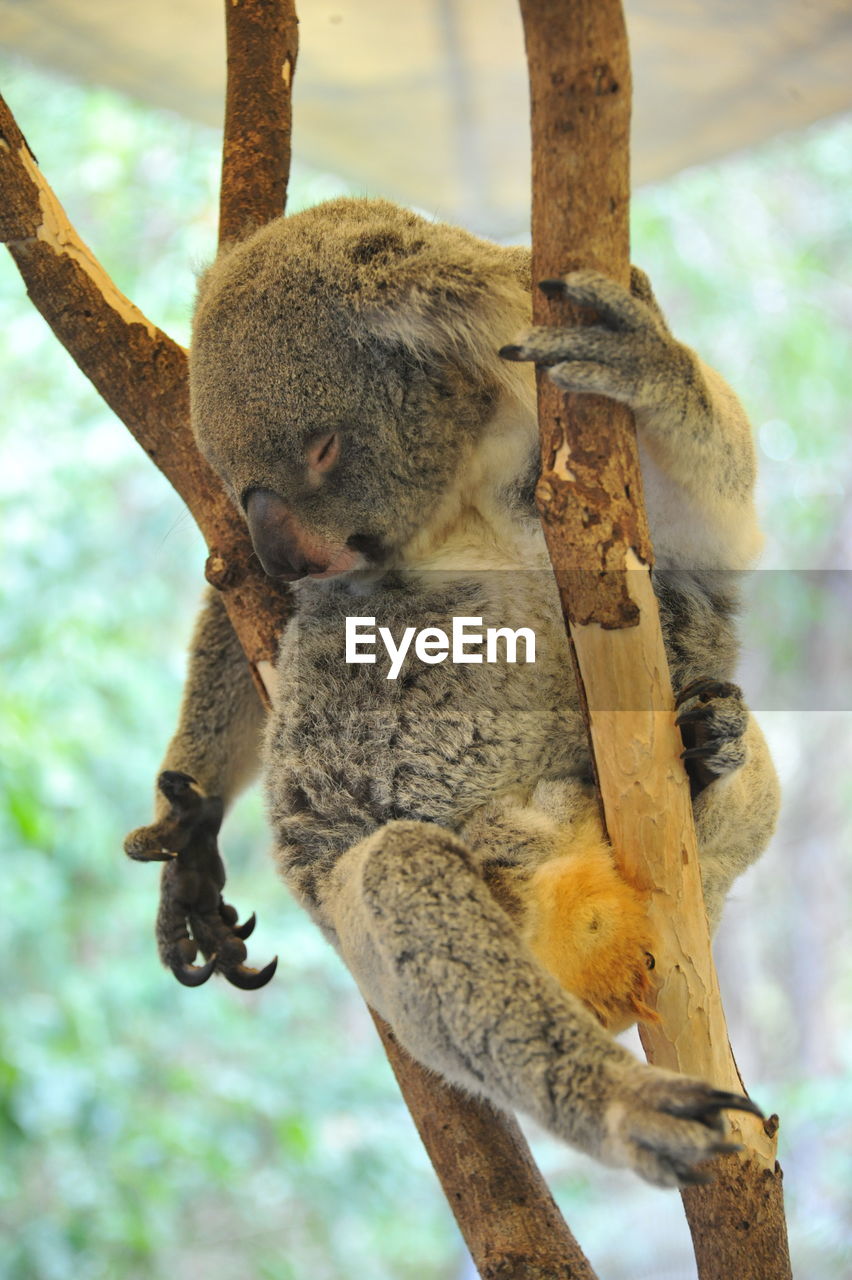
[245,488,356,580]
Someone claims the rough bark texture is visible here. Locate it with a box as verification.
[519,0,651,630]
[517,0,791,1274]
[374,1017,598,1280]
[0,91,291,691]
[1,9,600,1276]
[220,0,299,247]
[682,1142,793,1280]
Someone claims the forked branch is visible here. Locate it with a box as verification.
[0,2,598,1275]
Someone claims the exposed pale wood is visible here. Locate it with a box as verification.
[518,0,791,1272]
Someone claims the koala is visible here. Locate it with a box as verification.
[125,197,780,1188]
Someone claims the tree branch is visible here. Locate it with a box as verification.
[375,1018,598,1280]
[0,90,289,689]
[220,0,299,247]
[1,6,600,1274]
[517,1,791,1274]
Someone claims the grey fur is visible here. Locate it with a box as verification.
[126,197,779,1188]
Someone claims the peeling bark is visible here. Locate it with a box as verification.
[517,1,791,1274]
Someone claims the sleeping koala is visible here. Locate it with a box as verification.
[125,197,779,1187]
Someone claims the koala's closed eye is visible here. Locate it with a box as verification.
[306,432,340,478]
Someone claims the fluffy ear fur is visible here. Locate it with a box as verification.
[198,198,532,390]
[338,203,532,366]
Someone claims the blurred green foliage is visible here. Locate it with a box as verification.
[0,53,850,1280]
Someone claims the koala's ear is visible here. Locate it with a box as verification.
[343,221,531,371]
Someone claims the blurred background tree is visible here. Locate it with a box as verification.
[0,51,849,1280]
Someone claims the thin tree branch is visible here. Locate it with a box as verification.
[1,9,600,1274]
[518,1,791,1274]
[220,0,299,247]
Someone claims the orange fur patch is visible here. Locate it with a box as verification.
[522,830,659,1033]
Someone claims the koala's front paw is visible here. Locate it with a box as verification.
[676,678,748,797]
[124,772,277,991]
[599,1062,762,1188]
[500,269,691,415]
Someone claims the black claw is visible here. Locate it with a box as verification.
[677,1164,714,1187]
[538,278,567,299]
[233,912,257,941]
[675,678,740,708]
[172,953,218,988]
[674,678,719,706]
[127,844,178,864]
[667,1089,764,1128]
[498,343,523,361]
[675,704,713,727]
[681,745,716,761]
[224,956,278,990]
[705,1090,765,1120]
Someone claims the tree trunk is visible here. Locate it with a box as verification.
[517,2,792,1275]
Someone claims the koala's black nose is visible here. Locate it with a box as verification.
[244,488,312,579]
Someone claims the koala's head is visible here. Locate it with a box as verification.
[190,198,531,581]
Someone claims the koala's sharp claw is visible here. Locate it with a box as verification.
[664,1087,763,1125]
[681,745,717,761]
[126,842,178,863]
[675,678,741,708]
[224,956,278,990]
[172,953,218,987]
[675,703,713,727]
[498,343,523,361]
[538,278,567,299]
[232,912,257,941]
[706,1090,764,1120]
[131,775,275,993]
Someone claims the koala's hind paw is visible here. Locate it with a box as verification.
[676,679,748,796]
[124,771,277,991]
[601,1064,762,1188]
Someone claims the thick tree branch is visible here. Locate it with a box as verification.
[0,90,289,686]
[1,6,599,1274]
[518,1,791,1275]
[375,1018,598,1280]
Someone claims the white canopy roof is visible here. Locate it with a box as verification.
[2,0,851,236]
